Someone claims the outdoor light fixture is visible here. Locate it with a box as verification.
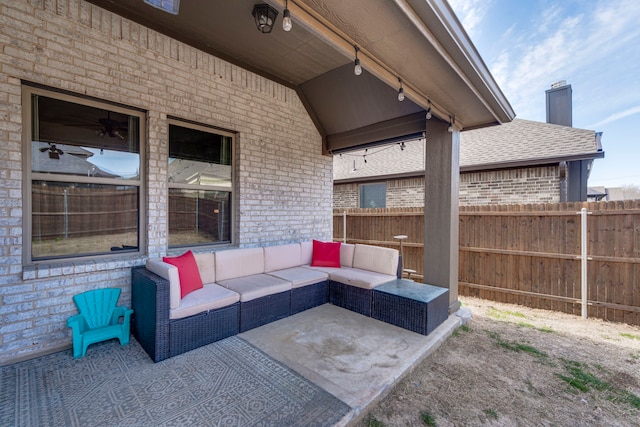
[354,46,362,76]
[282,0,292,31]
[253,3,278,33]
[426,100,432,119]
[448,116,454,132]
[397,78,405,102]
[144,0,180,15]
[399,141,406,151]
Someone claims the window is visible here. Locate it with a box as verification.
[24,87,144,262]
[360,183,386,208]
[168,121,233,248]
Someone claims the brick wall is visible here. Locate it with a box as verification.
[0,0,331,363]
[333,166,561,209]
[459,166,560,205]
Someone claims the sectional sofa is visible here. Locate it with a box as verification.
[131,241,399,362]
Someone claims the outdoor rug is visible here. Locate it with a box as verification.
[0,336,350,426]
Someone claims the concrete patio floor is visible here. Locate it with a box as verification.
[241,304,463,426]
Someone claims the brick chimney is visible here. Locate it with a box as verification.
[546,80,572,127]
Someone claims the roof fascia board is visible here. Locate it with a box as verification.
[326,112,427,153]
[335,152,605,183]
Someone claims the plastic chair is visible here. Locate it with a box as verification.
[67,288,134,358]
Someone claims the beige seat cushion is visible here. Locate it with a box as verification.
[217,274,292,302]
[170,283,239,320]
[328,267,397,290]
[268,267,328,289]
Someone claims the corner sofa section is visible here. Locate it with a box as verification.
[131,242,398,362]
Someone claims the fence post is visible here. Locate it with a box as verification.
[343,211,347,243]
[579,207,588,319]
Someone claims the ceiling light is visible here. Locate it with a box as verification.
[144,0,180,15]
[354,46,362,76]
[397,78,405,102]
[426,100,432,120]
[282,0,292,31]
[252,4,278,33]
[448,116,454,132]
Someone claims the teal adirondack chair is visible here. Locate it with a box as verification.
[67,288,134,358]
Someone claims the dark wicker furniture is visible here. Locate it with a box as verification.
[131,266,239,362]
[291,280,329,315]
[372,279,449,335]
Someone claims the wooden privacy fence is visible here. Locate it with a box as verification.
[333,201,640,326]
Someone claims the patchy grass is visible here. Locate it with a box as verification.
[488,331,549,360]
[557,359,609,392]
[452,324,471,337]
[487,307,527,320]
[483,408,499,420]
[363,416,385,427]
[517,322,554,333]
[557,359,640,410]
[621,332,640,341]
[420,411,437,426]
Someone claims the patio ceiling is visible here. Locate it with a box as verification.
[87,0,515,152]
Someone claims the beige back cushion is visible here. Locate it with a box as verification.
[352,244,398,276]
[215,247,264,281]
[193,252,215,284]
[300,241,313,265]
[264,243,301,272]
[340,243,355,267]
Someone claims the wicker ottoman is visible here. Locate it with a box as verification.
[372,279,449,335]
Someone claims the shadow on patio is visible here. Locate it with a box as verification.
[1,304,462,426]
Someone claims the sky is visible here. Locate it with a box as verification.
[449,0,640,188]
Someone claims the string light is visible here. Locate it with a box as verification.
[426,100,432,120]
[397,78,405,102]
[354,46,362,76]
[282,0,292,31]
[448,116,454,132]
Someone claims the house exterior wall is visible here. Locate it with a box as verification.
[0,0,331,363]
[333,165,561,209]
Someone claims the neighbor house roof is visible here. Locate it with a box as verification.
[334,119,604,182]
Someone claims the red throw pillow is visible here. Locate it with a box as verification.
[163,250,203,298]
[311,240,341,268]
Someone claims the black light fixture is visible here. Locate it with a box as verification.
[282,0,292,31]
[397,78,405,102]
[448,115,454,132]
[354,46,362,76]
[426,99,432,119]
[252,4,279,33]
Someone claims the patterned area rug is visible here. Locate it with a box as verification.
[0,336,350,426]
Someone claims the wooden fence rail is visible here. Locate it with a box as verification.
[333,201,640,326]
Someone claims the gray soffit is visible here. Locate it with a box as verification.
[87,0,515,152]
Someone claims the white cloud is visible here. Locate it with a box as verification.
[486,0,640,121]
[448,0,490,39]
[588,105,640,128]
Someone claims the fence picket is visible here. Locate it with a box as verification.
[334,201,640,326]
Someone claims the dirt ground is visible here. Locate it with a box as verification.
[356,296,640,427]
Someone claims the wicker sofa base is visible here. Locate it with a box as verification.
[291,280,328,315]
[329,280,372,317]
[240,290,291,333]
[169,303,240,358]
